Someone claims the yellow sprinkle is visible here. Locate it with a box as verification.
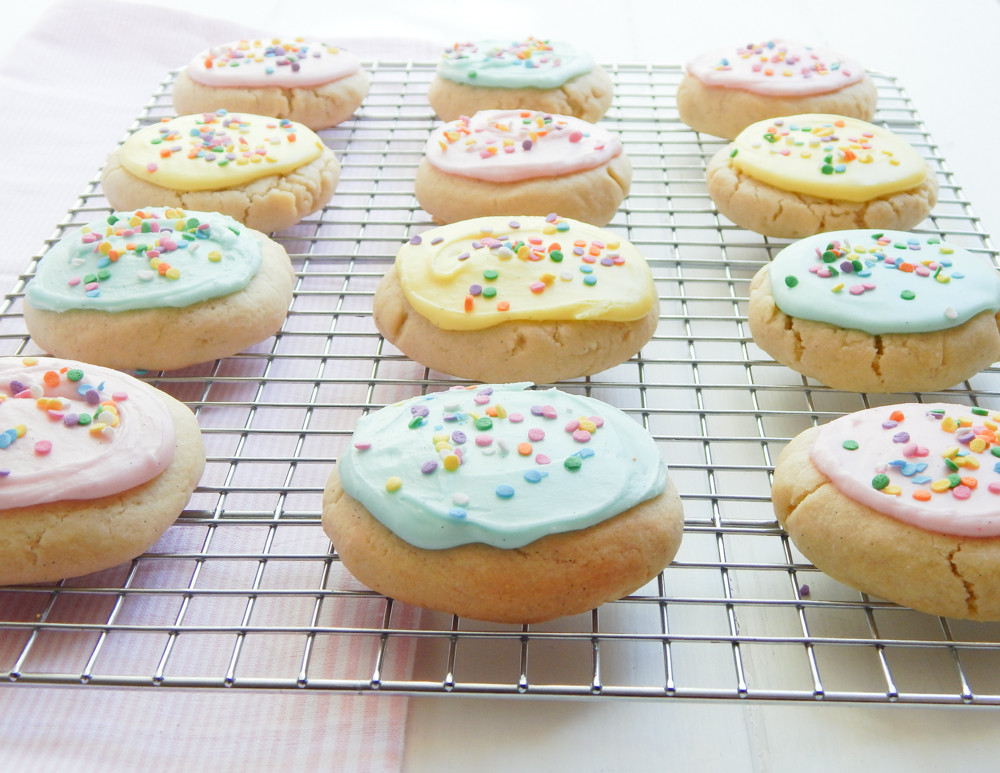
[931,479,952,493]
[831,283,844,293]
[882,485,902,496]
[941,417,958,432]
[540,273,556,285]
[965,456,982,470]
[578,419,597,433]
[936,274,951,284]
[986,420,998,431]
[432,432,449,443]
[88,422,108,436]
[15,424,26,438]
[940,246,954,255]
[958,417,973,427]
[970,438,988,454]
[386,476,402,492]
[434,440,452,453]
[443,454,461,472]
[942,446,959,458]
[165,267,181,280]
[21,357,37,366]
[858,154,873,164]
[494,405,507,419]
[207,251,222,262]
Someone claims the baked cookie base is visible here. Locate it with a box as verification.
[171,69,371,130]
[748,263,1000,392]
[413,154,632,226]
[0,393,205,586]
[772,426,1000,621]
[677,73,878,140]
[23,229,295,371]
[706,151,938,239]
[100,146,341,234]
[373,264,660,383]
[323,468,684,624]
[427,66,614,123]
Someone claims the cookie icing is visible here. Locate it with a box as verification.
[811,403,1000,537]
[686,39,866,96]
[26,208,263,313]
[729,114,927,202]
[396,215,656,331]
[185,38,361,88]
[770,230,1000,334]
[437,38,594,89]
[119,111,324,191]
[0,357,176,509]
[425,109,623,183]
[338,383,668,549]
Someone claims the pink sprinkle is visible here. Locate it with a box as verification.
[915,266,931,277]
[474,394,491,405]
[146,163,158,172]
[849,285,865,295]
[952,485,972,500]
[817,267,832,278]
[529,281,546,293]
[47,410,65,420]
[528,428,545,441]
[572,430,592,443]
[565,419,580,433]
[112,392,128,401]
[68,277,81,287]
[354,441,371,451]
[535,454,551,465]
[568,131,583,143]
[85,282,100,292]
[902,443,919,458]
[808,265,821,274]
[475,435,492,447]
[541,406,558,419]
[589,416,604,428]
[862,282,877,290]
[34,440,52,455]
[989,482,1000,495]
[508,413,524,423]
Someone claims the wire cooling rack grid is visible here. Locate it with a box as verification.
[2,63,1000,704]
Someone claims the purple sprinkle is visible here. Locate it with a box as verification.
[530,405,544,416]
[893,432,911,443]
[882,420,898,429]
[522,140,532,150]
[573,247,584,256]
[957,429,976,445]
[85,389,101,406]
[477,387,493,395]
[457,252,471,261]
[469,284,483,296]
[9,380,24,395]
[431,237,444,245]
[0,469,10,478]
[600,257,614,266]
[409,235,422,245]
[840,261,854,273]
[508,220,521,229]
[421,460,438,474]
[451,431,467,444]
[799,584,810,597]
[63,413,80,427]
[410,405,430,417]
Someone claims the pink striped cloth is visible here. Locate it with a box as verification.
[0,1,430,769]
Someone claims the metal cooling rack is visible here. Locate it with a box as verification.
[2,62,1000,705]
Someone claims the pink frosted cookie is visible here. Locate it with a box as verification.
[0,356,205,585]
[678,39,877,140]
[773,403,1000,620]
[173,38,370,129]
[414,109,631,225]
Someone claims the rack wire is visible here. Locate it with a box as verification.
[2,62,1000,704]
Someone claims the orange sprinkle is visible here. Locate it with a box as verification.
[890,410,905,422]
[464,295,474,312]
[913,490,932,502]
[517,442,533,456]
[898,263,915,273]
[962,476,979,489]
[497,301,510,312]
[43,371,60,387]
[485,406,498,417]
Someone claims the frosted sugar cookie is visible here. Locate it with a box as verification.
[0,356,204,585]
[678,39,877,140]
[23,208,294,371]
[373,215,660,383]
[323,383,683,623]
[101,110,340,233]
[772,402,1000,620]
[748,230,1000,392]
[706,114,937,238]
[414,109,631,225]
[173,38,370,129]
[428,37,613,122]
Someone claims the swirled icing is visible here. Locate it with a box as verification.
[396,215,656,331]
[811,403,1000,537]
[436,37,594,89]
[729,114,927,202]
[425,109,623,183]
[185,38,361,88]
[26,208,262,313]
[338,383,668,549]
[0,357,176,509]
[770,230,1000,334]
[119,111,324,191]
[686,39,866,96]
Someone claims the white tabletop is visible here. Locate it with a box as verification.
[2,2,1000,770]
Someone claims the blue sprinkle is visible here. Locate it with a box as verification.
[448,507,467,519]
[912,476,932,485]
[496,484,515,499]
[524,470,544,483]
[578,448,595,459]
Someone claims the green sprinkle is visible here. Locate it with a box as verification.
[467,71,477,79]
[564,456,583,471]
[83,273,97,284]
[990,446,1000,458]
[482,286,497,298]
[872,474,890,490]
[66,369,83,382]
[945,458,959,472]
[77,413,92,426]
[821,164,834,175]
[408,416,424,429]
[549,250,563,263]
[97,269,111,281]
[483,269,498,281]
[973,407,989,416]
[475,417,493,431]
[729,148,738,158]
[822,250,838,263]
[852,260,864,272]
[784,275,799,288]
[948,473,962,488]
[842,440,859,451]
[900,290,916,301]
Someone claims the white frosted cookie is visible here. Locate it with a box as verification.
[323,383,683,623]
[749,230,1000,392]
[373,215,660,383]
[773,403,1000,620]
[414,109,631,225]
[0,356,205,586]
[678,39,877,140]
[23,208,295,371]
[706,114,938,238]
[172,38,370,129]
[428,37,613,123]
[101,111,340,234]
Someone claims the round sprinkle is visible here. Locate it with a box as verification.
[496,484,515,499]
[524,470,544,483]
[386,477,402,492]
[420,460,438,474]
[842,440,859,451]
[527,428,545,442]
[872,474,890,490]
[564,456,582,471]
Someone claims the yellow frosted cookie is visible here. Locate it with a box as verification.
[101,111,340,233]
[706,114,937,238]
